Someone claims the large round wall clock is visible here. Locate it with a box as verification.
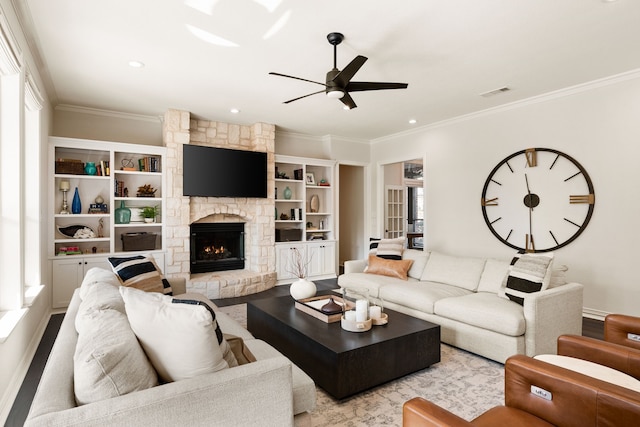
[481,148,595,253]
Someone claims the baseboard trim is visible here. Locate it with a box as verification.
[0,311,51,425]
[583,307,610,321]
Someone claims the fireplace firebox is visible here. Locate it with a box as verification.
[190,223,245,273]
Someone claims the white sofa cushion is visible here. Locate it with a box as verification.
[477,259,511,294]
[379,281,473,314]
[74,306,158,405]
[420,251,486,291]
[120,287,236,382]
[369,237,404,260]
[434,293,526,336]
[402,249,430,279]
[338,272,418,298]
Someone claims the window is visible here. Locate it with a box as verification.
[0,13,44,340]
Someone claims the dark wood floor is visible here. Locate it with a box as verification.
[5,280,604,426]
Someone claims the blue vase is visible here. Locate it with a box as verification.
[84,162,97,175]
[72,187,82,214]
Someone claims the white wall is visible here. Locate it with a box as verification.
[370,71,640,317]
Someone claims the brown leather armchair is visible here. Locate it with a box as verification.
[556,314,640,380]
[403,354,640,427]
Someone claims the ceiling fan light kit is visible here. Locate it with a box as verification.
[270,32,408,109]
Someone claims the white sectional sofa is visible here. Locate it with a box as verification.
[338,249,584,363]
[26,268,316,427]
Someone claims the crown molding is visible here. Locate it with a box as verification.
[54,104,162,123]
[372,68,640,144]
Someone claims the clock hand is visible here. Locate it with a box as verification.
[525,174,534,251]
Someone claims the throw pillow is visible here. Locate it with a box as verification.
[108,255,172,295]
[500,252,554,305]
[365,254,413,280]
[120,287,236,382]
[372,237,405,260]
[74,306,158,405]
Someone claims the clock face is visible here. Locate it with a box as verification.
[481,148,595,252]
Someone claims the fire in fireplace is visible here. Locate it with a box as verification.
[190,222,245,273]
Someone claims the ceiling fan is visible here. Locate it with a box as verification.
[269,32,408,110]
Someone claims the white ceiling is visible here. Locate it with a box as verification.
[19,0,640,140]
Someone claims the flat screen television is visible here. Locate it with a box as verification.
[183,145,267,198]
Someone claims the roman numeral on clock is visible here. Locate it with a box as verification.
[481,197,499,206]
[525,148,537,167]
[569,194,595,204]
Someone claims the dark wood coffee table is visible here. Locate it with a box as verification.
[247,295,440,399]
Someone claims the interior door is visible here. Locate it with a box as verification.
[384,185,405,238]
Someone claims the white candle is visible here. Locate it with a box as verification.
[59,180,70,191]
[355,299,368,322]
[345,310,356,321]
[369,305,382,319]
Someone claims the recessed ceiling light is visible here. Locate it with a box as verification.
[230,108,240,114]
[128,61,145,68]
[409,119,417,124]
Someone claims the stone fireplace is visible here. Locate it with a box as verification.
[162,109,276,298]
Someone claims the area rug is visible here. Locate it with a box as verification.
[217,304,504,426]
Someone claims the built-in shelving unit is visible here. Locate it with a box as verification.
[48,137,166,307]
[274,155,337,284]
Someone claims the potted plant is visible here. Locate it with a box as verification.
[142,206,158,223]
[287,248,316,300]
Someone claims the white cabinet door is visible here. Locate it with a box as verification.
[275,244,306,281]
[52,256,111,308]
[307,241,336,278]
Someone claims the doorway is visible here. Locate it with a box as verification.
[338,164,365,269]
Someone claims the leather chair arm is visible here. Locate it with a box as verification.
[506,354,640,426]
[402,398,472,427]
[605,314,640,350]
[557,334,640,380]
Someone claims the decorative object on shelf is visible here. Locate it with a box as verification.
[341,287,372,332]
[279,212,290,220]
[57,224,94,238]
[88,194,108,214]
[95,195,104,204]
[73,227,95,239]
[71,187,82,214]
[142,206,158,223]
[97,218,104,237]
[283,186,292,200]
[481,147,595,253]
[318,179,330,186]
[121,158,136,171]
[136,184,157,197]
[305,172,316,185]
[84,162,97,175]
[115,200,131,224]
[275,207,277,219]
[121,232,157,251]
[275,187,277,199]
[59,180,70,214]
[310,194,319,213]
[294,168,303,180]
[288,248,316,300]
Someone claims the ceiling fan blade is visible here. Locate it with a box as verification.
[283,89,326,104]
[331,55,368,86]
[346,81,408,92]
[340,93,357,110]
[269,72,326,87]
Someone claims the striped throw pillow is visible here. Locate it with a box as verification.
[500,252,554,305]
[374,237,405,260]
[108,255,172,295]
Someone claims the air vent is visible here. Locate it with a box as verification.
[480,87,511,98]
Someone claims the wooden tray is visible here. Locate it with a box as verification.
[295,295,354,323]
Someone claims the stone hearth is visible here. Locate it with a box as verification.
[162,109,276,298]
